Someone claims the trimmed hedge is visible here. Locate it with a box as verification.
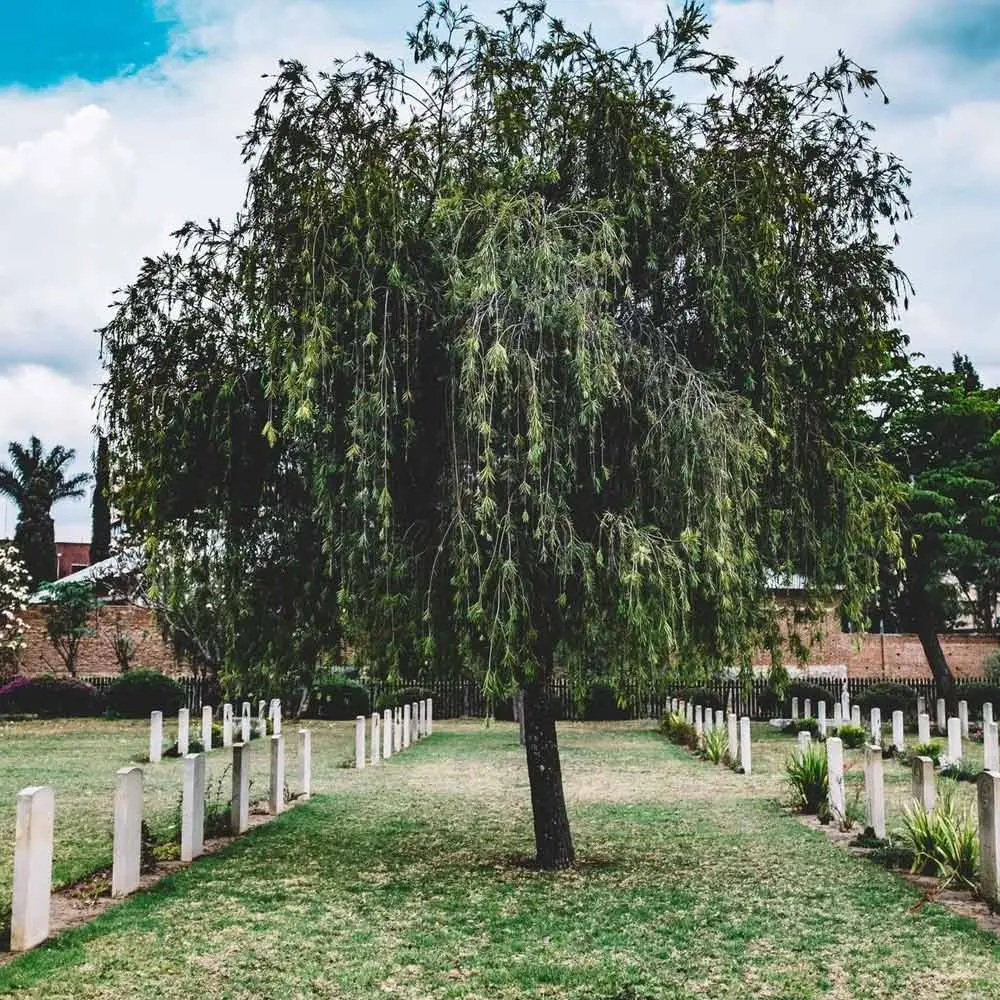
[310,674,371,720]
[105,670,187,717]
[855,682,917,719]
[0,674,103,717]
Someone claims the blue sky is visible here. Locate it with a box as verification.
[1,0,998,541]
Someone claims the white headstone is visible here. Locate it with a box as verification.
[804,699,812,720]
[791,697,799,720]
[10,786,54,952]
[403,704,412,748]
[985,703,995,729]
[918,712,931,744]
[149,711,163,764]
[181,753,206,861]
[258,700,266,734]
[959,700,970,740]
[827,738,845,821]
[917,695,926,718]
[833,703,843,726]
[864,744,886,839]
[177,707,190,757]
[739,716,752,776]
[241,702,252,743]
[232,742,251,833]
[394,708,402,752]
[269,735,285,815]
[201,705,213,751]
[841,685,850,719]
[947,716,962,763]
[986,721,1000,773]
[851,705,861,727]
[797,730,812,751]
[892,710,905,751]
[383,708,393,759]
[355,715,367,768]
[685,702,693,725]
[870,707,882,743]
[714,709,724,732]
[298,729,312,800]
[703,707,713,732]
[978,770,1000,908]
[427,698,433,735]
[222,703,234,747]
[936,698,947,733]
[371,712,381,765]
[727,712,738,763]
[417,700,425,737]
[112,767,142,898]
[912,755,936,812]
[817,701,827,736]
[412,702,420,740]
[694,705,704,737]
[269,699,282,736]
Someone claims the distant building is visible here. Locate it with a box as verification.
[55,542,90,579]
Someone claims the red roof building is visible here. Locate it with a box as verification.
[55,542,90,579]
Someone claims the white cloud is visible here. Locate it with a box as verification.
[0,0,998,541]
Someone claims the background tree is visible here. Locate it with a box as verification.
[91,434,112,564]
[100,1,909,867]
[0,437,90,588]
[863,353,1000,695]
[40,580,100,677]
[0,542,31,681]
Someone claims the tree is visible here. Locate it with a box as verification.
[0,437,91,588]
[0,542,31,681]
[863,354,1000,694]
[40,580,100,677]
[91,434,112,564]
[99,2,909,867]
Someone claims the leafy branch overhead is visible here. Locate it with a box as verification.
[99,0,910,695]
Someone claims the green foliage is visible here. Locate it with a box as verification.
[659,712,697,751]
[855,682,917,719]
[581,683,630,721]
[914,741,943,766]
[785,744,829,814]
[950,683,1000,714]
[38,580,100,677]
[939,760,982,784]
[900,785,979,888]
[105,669,187,718]
[309,674,371,720]
[782,717,820,738]
[985,650,1000,685]
[90,435,112,564]
[703,726,728,765]
[678,688,726,713]
[0,436,90,589]
[0,674,103,717]
[836,724,868,749]
[373,685,434,713]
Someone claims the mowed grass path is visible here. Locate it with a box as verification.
[3,721,1000,998]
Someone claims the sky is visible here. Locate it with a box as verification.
[1,0,998,543]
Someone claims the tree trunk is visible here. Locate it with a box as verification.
[514,688,526,746]
[522,680,575,869]
[917,620,954,703]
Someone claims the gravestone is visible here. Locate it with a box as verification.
[911,755,936,812]
[714,709,724,732]
[298,729,312,799]
[222,703,234,748]
[241,702,252,743]
[739,717,752,776]
[791,697,799,720]
[181,753,206,861]
[918,712,931,744]
[827,738,844,821]
[232,742,251,834]
[870,707,882,743]
[817,701,827,736]
[355,715,367,769]
[986,721,1000,773]
[947,717,962,763]
[10,786,54,952]
[797,731,811,751]
[804,699,811,720]
[149,711,163,764]
[269,735,285,815]
[833,703,843,727]
[202,705,213,751]
[177,707,190,757]
[917,695,926,718]
[851,705,861,727]
[371,712,381,765]
[269,699,282,737]
[959,700,970,740]
[258,700,267,736]
[978,770,1000,908]
[694,705,703,738]
[936,698,947,733]
[403,704,412,748]
[864,744,886,839]
[383,708,393,759]
[112,767,142,898]
[892,710,905,751]
[841,685,850,719]
[986,703,995,729]
[727,713,738,763]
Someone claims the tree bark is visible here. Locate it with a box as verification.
[917,620,954,704]
[522,680,575,869]
[514,688,526,746]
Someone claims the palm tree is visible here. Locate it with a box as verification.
[0,437,91,587]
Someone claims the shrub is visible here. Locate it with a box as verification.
[856,682,917,720]
[836,723,868,749]
[900,785,979,888]
[677,687,725,713]
[0,674,103,717]
[310,673,371,720]
[581,683,630,721]
[703,726,728,764]
[105,670,186,717]
[373,684,433,713]
[951,683,1000,715]
[659,711,697,750]
[939,760,982,784]
[985,650,1000,685]
[785,743,828,813]
[759,679,833,717]
[913,740,943,766]
[782,717,820,739]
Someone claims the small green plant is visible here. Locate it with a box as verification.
[836,723,867,749]
[900,784,979,889]
[659,712,698,750]
[785,744,829,814]
[939,760,982,784]
[203,768,234,839]
[838,784,866,832]
[782,717,820,739]
[703,726,727,764]
[913,740,943,766]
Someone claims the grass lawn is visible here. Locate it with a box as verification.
[0,717,357,935]
[3,719,1000,998]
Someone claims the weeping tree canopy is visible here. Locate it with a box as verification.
[100,0,908,708]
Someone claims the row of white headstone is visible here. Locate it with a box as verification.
[356,698,434,768]
[148,699,283,763]
[668,698,754,776]
[9,707,308,955]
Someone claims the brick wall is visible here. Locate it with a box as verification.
[17,605,187,678]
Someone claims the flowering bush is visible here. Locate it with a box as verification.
[0,674,103,717]
[0,543,30,679]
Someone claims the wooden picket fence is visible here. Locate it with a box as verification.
[81,673,969,721]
